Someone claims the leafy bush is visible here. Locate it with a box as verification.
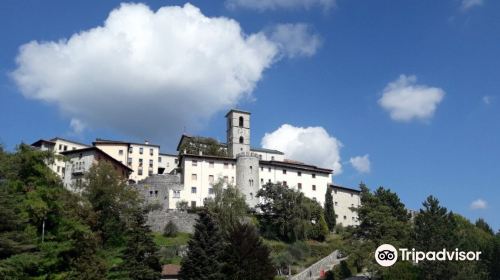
[163,221,178,237]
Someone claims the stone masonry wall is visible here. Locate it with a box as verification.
[147,210,197,234]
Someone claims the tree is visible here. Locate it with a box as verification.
[324,187,336,232]
[163,221,178,237]
[81,161,141,246]
[490,233,500,280]
[221,222,275,280]
[355,184,411,247]
[256,183,328,242]
[204,181,249,235]
[414,196,458,280]
[475,218,494,235]
[179,209,225,280]
[121,209,161,280]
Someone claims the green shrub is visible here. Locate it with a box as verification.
[163,221,178,237]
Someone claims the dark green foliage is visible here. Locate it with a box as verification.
[163,221,178,237]
[121,209,161,280]
[204,182,250,235]
[338,261,352,279]
[380,261,421,280]
[414,196,458,279]
[256,183,329,242]
[475,218,494,235]
[324,270,335,280]
[82,162,141,247]
[324,187,336,232]
[491,233,500,279]
[356,184,412,247]
[0,145,106,279]
[179,209,226,280]
[222,222,275,280]
[178,137,228,157]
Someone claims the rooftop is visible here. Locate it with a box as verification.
[330,184,361,193]
[60,146,133,172]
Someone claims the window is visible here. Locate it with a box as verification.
[209,175,214,183]
[312,174,316,178]
[149,159,153,168]
[239,116,244,127]
[209,161,214,168]
[239,136,244,144]
[129,147,133,154]
[335,214,338,218]
[352,217,355,221]
[59,144,62,150]
[192,160,198,166]
[312,185,316,191]
[173,190,180,198]
[139,147,143,154]
[209,188,214,195]
[268,179,271,183]
[128,158,132,166]
[231,177,235,183]
[191,187,197,193]
[192,174,197,181]
[271,156,275,160]
[139,158,143,167]
[148,169,153,176]
[224,162,228,169]
[298,171,302,176]
[191,201,197,208]
[249,179,254,186]
[149,148,153,155]
[343,215,347,220]
[119,149,123,155]
[335,201,338,206]
[268,167,271,172]
[175,159,178,164]
[250,166,252,170]
[224,176,228,183]
[231,163,235,169]
[154,190,158,197]
[351,203,354,207]
[158,156,162,162]
[261,178,264,184]
[260,166,264,171]
[298,183,302,190]
[138,169,143,175]
[149,190,153,197]
[64,145,68,151]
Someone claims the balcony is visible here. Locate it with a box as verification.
[71,165,86,175]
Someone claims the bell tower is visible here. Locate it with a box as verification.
[226,109,251,158]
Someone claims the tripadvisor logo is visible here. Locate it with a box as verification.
[375,244,482,267]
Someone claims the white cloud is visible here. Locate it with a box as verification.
[461,0,483,11]
[70,118,86,134]
[349,154,371,173]
[470,199,487,210]
[261,124,343,174]
[482,95,492,105]
[11,3,288,144]
[378,75,445,122]
[226,0,335,11]
[267,23,322,58]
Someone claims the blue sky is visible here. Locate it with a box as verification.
[1,0,499,230]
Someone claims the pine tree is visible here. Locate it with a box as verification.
[222,222,275,280]
[324,187,336,232]
[121,209,161,280]
[179,209,225,280]
[414,196,458,280]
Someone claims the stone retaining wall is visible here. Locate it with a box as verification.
[290,250,339,280]
[147,210,197,233]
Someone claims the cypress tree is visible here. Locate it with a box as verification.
[324,187,336,231]
[222,222,275,280]
[121,209,161,280]
[179,209,225,280]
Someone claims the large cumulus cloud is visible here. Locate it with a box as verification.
[11,3,312,143]
[261,124,343,174]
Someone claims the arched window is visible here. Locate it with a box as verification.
[239,116,244,127]
[239,136,244,144]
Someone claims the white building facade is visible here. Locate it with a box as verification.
[31,137,89,179]
[331,185,361,227]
